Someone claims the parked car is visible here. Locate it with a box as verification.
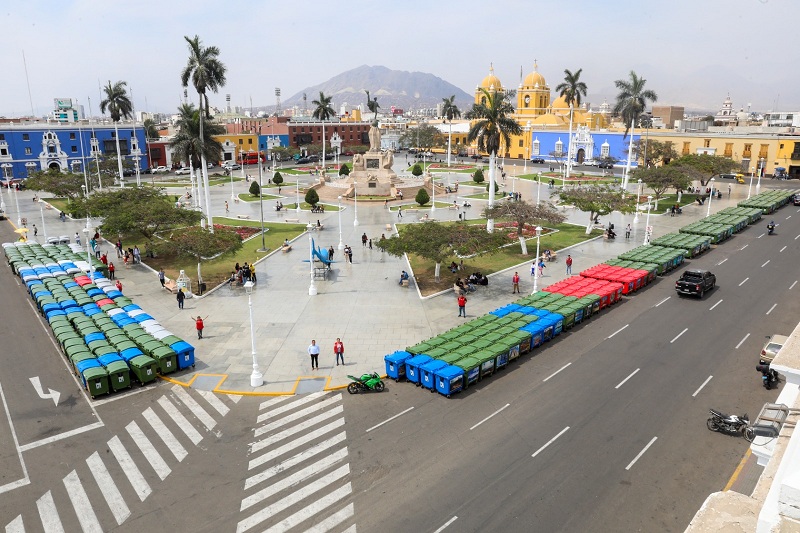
[152,166,169,174]
[598,161,615,169]
[530,157,545,164]
[296,157,310,164]
[760,334,789,363]
[223,162,241,171]
[307,155,320,162]
[175,167,192,175]
[675,269,716,298]
[343,151,354,156]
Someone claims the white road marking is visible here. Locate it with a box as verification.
[256,391,326,423]
[670,328,688,343]
[142,407,188,462]
[255,395,342,437]
[736,333,751,349]
[126,421,171,481]
[19,421,105,453]
[36,491,64,533]
[263,482,353,533]
[86,451,131,526]
[304,503,355,533]
[766,303,777,315]
[709,299,723,311]
[241,448,349,511]
[5,515,24,532]
[433,516,459,533]
[366,406,415,433]
[532,426,570,458]
[258,396,292,411]
[235,464,350,533]
[246,431,346,488]
[157,396,203,445]
[108,435,151,501]
[196,390,230,417]
[615,369,640,389]
[758,233,765,238]
[791,281,798,290]
[543,363,572,382]
[171,385,216,431]
[692,376,713,398]
[249,407,344,455]
[0,383,29,495]
[788,215,792,220]
[626,436,658,470]
[63,470,103,533]
[608,324,629,338]
[655,296,671,307]
[739,277,749,286]
[780,246,787,253]
[716,258,728,266]
[762,260,770,267]
[740,244,748,250]
[796,234,800,240]
[228,394,242,404]
[470,403,510,430]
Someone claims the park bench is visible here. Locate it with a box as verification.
[385,224,392,232]
[164,279,178,294]
[236,214,251,219]
[281,244,292,253]
[284,218,300,224]
[401,279,409,287]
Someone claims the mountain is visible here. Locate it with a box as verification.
[282,65,472,113]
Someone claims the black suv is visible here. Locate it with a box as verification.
[530,157,545,164]
[598,161,614,169]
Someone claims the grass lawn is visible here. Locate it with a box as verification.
[236,193,282,202]
[404,221,602,296]
[283,202,341,211]
[43,197,71,214]
[651,193,701,208]
[390,201,455,211]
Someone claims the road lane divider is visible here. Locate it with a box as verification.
[709,299,723,311]
[470,403,510,431]
[433,516,458,533]
[735,333,751,349]
[787,215,792,220]
[739,277,749,286]
[791,281,798,290]
[780,246,787,253]
[762,260,770,268]
[766,303,777,315]
[626,436,658,470]
[543,363,571,382]
[692,376,713,397]
[740,244,748,251]
[758,233,765,238]
[532,426,570,458]
[655,296,671,307]
[795,234,800,240]
[366,406,414,433]
[670,328,688,344]
[608,324,629,338]
[615,368,640,389]
[716,258,728,266]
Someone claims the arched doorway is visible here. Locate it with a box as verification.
[576,148,585,164]
[48,162,62,171]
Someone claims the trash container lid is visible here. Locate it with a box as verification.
[82,366,108,380]
[406,354,432,366]
[129,355,157,369]
[420,360,447,372]
[384,351,412,364]
[435,365,465,379]
[76,358,101,373]
[98,352,123,366]
[453,356,480,370]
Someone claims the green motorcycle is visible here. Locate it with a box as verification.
[347,372,385,394]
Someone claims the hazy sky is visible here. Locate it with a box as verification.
[1,0,796,118]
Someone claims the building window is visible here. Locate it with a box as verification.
[239,139,243,145]
[25,147,32,155]
[103,139,129,155]
[0,148,7,156]
[703,139,710,148]
[743,144,752,158]
[724,143,733,157]
[248,138,252,145]
[682,142,690,155]
[518,140,523,148]
[22,134,29,141]
[759,144,769,158]
[71,146,77,153]
[111,131,116,138]
[0,134,5,140]
[70,133,76,140]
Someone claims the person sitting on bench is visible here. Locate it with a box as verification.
[449,261,459,273]
[606,227,616,239]
[543,249,552,261]
[399,270,409,285]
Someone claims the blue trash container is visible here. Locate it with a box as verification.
[435,365,466,398]
[384,351,412,382]
[405,355,432,386]
[420,360,447,391]
[120,347,144,362]
[170,341,195,369]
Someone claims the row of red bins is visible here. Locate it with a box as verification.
[543,277,623,309]
[579,264,652,295]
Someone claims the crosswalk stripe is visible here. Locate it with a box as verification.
[171,385,216,431]
[339,525,357,533]
[251,406,344,455]
[254,395,341,437]
[263,482,353,533]
[126,421,171,481]
[236,464,350,533]
[62,470,103,533]
[241,447,349,511]
[197,390,231,417]
[303,503,355,533]
[229,395,243,404]
[5,514,25,532]
[142,407,188,462]
[157,396,203,445]
[250,415,344,468]
[108,435,152,502]
[256,392,327,423]
[246,432,347,489]
[258,396,293,411]
[86,452,131,526]
[36,491,64,533]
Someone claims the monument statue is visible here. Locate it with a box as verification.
[368,125,381,152]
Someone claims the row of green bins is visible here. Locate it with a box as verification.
[617,245,685,273]
[650,233,711,258]
[97,353,131,391]
[738,189,796,213]
[704,213,749,233]
[717,206,762,224]
[679,221,733,243]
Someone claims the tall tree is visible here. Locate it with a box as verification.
[466,88,522,232]
[99,80,133,185]
[631,139,678,167]
[555,185,636,234]
[554,69,588,179]
[630,166,689,209]
[311,91,335,168]
[142,118,160,140]
[441,95,461,168]
[671,153,738,187]
[399,124,441,151]
[613,71,658,138]
[170,103,224,168]
[181,35,227,232]
[483,201,566,255]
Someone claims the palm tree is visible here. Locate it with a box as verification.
[614,71,658,188]
[170,103,224,208]
[142,118,160,140]
[466,88,522,232]
[555,69,588,179]
[311,92,335,169]
[100,80,133,186]
[441,95,461,168]
[181,35,227,231]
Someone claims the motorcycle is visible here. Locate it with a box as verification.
[767,222,776,235]
[757,361,780,390]
[707,409,755,441]
[347,372,385,394]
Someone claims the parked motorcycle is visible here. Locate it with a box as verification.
[707,409,755,441]
[757,361,780,390]
[767,221,776,235]
[347,372,385,394]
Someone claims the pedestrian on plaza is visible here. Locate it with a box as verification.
[512,272,520,294]
[566,255,573,275]
[75,232,81,245]
[625,224,632,239]
[115,279,123,292]
[368,239,372,250]
[60,211,66,222]
[177,289,185,309]
[158,268,166,288]
[384,199,388,208]
[328,245,335,262]
[362,233,368,247]
[100,253,108,266]
[728,184,731,197]
[225,201,229,213]
[133,246,141,265]
[308,339,320,370]
[334,338,345,366]
[397,206,403,219]
[108,262,115,280]
[194,315,207,339]
[346,246,353,263]
[33,224,37,237]
[457,294,467,317]
[116,239,123,258]
[538,259,546,277]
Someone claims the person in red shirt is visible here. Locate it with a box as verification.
[194,316,207,339]
[115,280,123,292]
[334,338,345,366]
[457,294,467,317]
[566,254,573,275]
[512,272,520,294]
[108,262,115,280]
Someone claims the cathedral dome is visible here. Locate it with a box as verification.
[522,62,546,88]
[479,65,503,91]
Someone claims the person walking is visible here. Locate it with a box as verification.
[133,246,141,265]
[328,245,335,262]
[512,272,520,294]
[116,239,123,258]
[347,246,354,263]
[176,289,185,310]
[625,223,632,239]
[194,316,207,339]
[361,233,368,247]
[308,339,320,370]
[108,262,115,280]
[225,200,229,213]
[333,338,345,366]
[115,280,123,293]
[457,294,467,317]
[397,206,403,219]
[158,268,166,288]
[566,255,573,275]
[33,224,37,237]
[75,232,81,246]
[538,259,546,277]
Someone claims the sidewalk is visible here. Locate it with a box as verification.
[3,173,760,394]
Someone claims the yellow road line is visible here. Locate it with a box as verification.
[724,448,752,491]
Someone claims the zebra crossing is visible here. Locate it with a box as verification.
[4,384,240,532]
[237,391,357,533]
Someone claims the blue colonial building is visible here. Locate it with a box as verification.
[529,126,641,167]
[0,121,149,180]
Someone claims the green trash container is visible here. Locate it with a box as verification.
[507,331,533,357]
[140,339,164,357]
[105,360,131,391]
[82,367,110,398]
[151,346,178,374]
[407,341,432,355]
[471,349,496,379]
[71,352,96,373]
[129,355,158,385]
[453,356,481,387]
[426,347,447,360]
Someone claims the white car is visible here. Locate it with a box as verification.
[152,166,169,174]
[175,167,192,175]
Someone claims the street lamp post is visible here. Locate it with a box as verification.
[536,173,541,206]
[634,179,642,222]
[756,158,763,194]
[748,167,754,199]
[307,224,318,296]
[232,156,239,201]
[39,202,47,241]
[296,176,301,213]
[430,171,436,215]
[644,195,654,245]
[243,281,263,387]
[531,226,543,294]
[706,177,715,217]
[81,184,93,276]
[12,180,22,226]
[353,182,359,227]
[257,159,267,252]
[337,195,344,250]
